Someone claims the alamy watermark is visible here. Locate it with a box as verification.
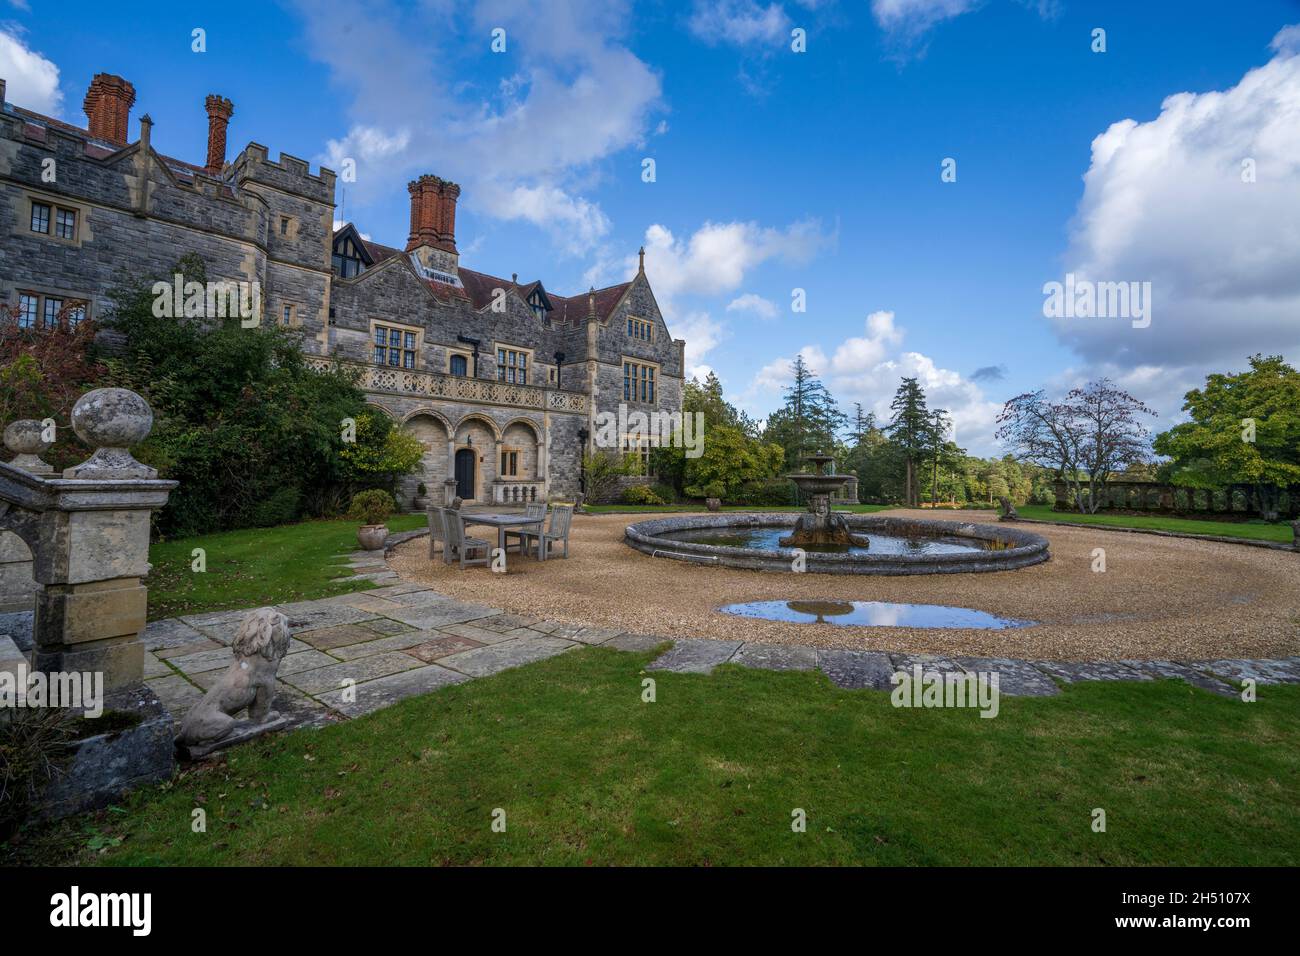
[592,403,705,458]
[1043,273,1151,329]
[890,664,1000,718]
[152,273,262,326]
[1,663,104,717]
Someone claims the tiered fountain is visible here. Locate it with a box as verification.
[778,452,870,549]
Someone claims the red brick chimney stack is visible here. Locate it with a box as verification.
[83,73,136,146]
[204,94,234,176]
[405,175,460,254]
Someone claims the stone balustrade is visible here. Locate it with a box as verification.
[304,357,588,415]
[492,481,543,505]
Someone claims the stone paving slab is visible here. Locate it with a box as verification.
[385,600,501,631]
[152,636,221,660]
[953,657,1060,697]
[568,626,626,646]
[1032,660,1153,683]
[438,635,577,678]
[297,623,387,652]
[142,618,207,651]
[283,652,424,696]
[384,589,456,608]
[358,617,418,637]
[603,633,669,653]
[433,620,520,646]
[273,600,379,632]
[330,630,440,661]
[646,638,742,675]
[478,612,546,632]
[732,642,818,672]
[146,673,205,717]
[315,664,470,718]
[178,609,249,645]
[814,648,895,690]
[890,653,966,676]
[1196,658,1300,685]
[338,594,408,615]
[404,635,485,663]
[278,649,341,677]
[142,651,171,679]
[167,646,235,675]
[1119,660,1237,697]
[359,583,436,598]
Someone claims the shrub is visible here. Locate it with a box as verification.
[247,486,302,528]
[0,709,75,840]
[622,484,667,506]
[735,478,797,506]
[686,480,727,501]
[582,451,624,504]
[348,489,395,526]
[649,483,677,503]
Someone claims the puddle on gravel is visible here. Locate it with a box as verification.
[720,600,1035,630]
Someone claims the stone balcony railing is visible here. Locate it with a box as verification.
[492,480,544,505]
[306,358,588,414]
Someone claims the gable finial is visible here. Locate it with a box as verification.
[638,246,645,274]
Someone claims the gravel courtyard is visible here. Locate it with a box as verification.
[387,509,1300,661]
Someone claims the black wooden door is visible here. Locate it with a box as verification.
[455,448,475,500]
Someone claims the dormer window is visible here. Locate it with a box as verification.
[333,236,365,278]
[528,291,547,322]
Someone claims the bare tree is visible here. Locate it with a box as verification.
[996,380,1154,513]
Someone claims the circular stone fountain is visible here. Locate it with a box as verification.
[779,452,870,549]
[624,512,1050,575]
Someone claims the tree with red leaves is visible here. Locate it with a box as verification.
[0,302,104,471]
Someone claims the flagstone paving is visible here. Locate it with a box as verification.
[105,549,1300,743]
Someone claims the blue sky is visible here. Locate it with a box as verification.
[5,0,1300,454]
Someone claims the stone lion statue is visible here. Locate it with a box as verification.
[176,607,292,750]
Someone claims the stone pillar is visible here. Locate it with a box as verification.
[7,389,176,694]
[0,421,52,613]
[1053,480,1070,510]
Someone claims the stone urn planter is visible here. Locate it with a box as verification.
[348,489,396,551]
[412,496,429,512]
[356,524,388,551]
[705,497,722,512]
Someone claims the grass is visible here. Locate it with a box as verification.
[1017,504,1293,543]
[585,503,891,514]
[15,648,1298,866]
[145,514,427,621]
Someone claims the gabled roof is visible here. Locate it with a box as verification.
[5,103,236,196]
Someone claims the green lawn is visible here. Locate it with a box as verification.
[21,647,1298,866]
[585,503,891,514]
[1017,504,1293,543]
[145,514,427,621]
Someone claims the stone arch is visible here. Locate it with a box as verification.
[499,416,542,441]
[401,406,454,433]
[452,412,502,443]
[401,411,453,507]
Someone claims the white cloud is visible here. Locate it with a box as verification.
[726,292,778,320]
[0,28,62,116]
[672,310,728,378]
[638,218,829,306]
[292,0,662,256]
[828,310,904,375]
[688,1,791,48]
[1052,26,1300,373]
[871,0,980,36]
[744,310,1003,455]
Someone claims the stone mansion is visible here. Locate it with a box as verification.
[0,73,685,506]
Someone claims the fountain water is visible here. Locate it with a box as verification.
[778,452,870,549]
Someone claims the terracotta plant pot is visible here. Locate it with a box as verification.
[357,524,389,551]
[705,497,722,512]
